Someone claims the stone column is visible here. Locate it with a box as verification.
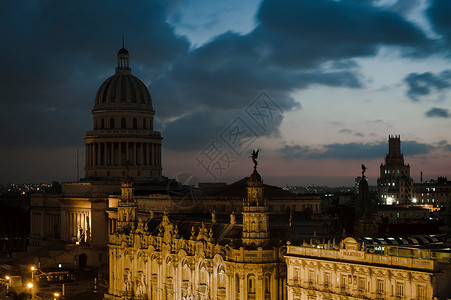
[126,142,129,165]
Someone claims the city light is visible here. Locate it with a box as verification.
[386,197,393,205]
[27,282,33,289]
[412,198,417,203]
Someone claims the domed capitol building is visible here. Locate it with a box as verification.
[85,46,162,180]
[28,46,451,300]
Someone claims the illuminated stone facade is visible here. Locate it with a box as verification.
[286,237,451,300]
[377,135,413,205]
[104,169,287,300]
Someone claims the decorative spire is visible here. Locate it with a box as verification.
[122,35,125,49]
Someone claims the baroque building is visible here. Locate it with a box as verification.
[377,135,413,205]
[286,236,451,299]
[105,165,287,300]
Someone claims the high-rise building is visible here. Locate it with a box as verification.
[377,135,413,205]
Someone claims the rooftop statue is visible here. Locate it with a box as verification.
[250,149,259,170]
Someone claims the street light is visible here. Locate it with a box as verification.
[5,276,10,291]
[53,292,60,300]
[27,282,34,300]
[31,266,36,279]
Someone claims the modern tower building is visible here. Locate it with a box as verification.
[377,135,413,205]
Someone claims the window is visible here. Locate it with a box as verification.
[396,282,405,297]
[133,118,137,129]
[101,118,105,129]
[308,270,315,284]
[417,285,426,299]
[110,118,115,129]
[358,277,365,291]
[324,272,331,288]
[377,279,384,294]
[341,274,347,289]
[143,119,147,129]
[248,276,255,294]
[265,275,270,294]
[121,117,126,129]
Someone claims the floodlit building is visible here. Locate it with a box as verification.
[286,236,451,300]
[377,135,414,205]
[104,167,287,300]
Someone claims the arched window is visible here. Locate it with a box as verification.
[218,265,226,289]
[248,275,256,294]
[121,118,127,129]
[265,274,271,294]
[133,118,137,129]
[143,119,147,129]
[110,118,115,129]
[101,118,105,129]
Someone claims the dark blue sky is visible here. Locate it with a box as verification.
[1,0,451,185]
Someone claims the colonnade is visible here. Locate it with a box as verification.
[85,141,161,167]
[30,212,61,239]
[65,211,91,243]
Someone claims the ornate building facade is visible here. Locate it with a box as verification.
[105,167,287,300]
[286,236,451,299]
[377,135,413,205]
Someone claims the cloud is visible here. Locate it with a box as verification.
[0,0,438,154]
[404,70,451,101]
[152,0,432,151]
[0,0,190,147]
[425,107,449,118]
[427,0,451,54]
[339,129,352,134]
[280,140,433,160]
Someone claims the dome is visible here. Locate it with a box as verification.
[249,169,262,184]
[93,47,153,110]
[94,73,152,108]
[118,47,129,55]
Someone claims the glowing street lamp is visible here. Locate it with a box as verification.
[5,276,10,291]
[53,292,60,300]
[27,282,34,300]
[412,197,417,204]
[31,266,36,279]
